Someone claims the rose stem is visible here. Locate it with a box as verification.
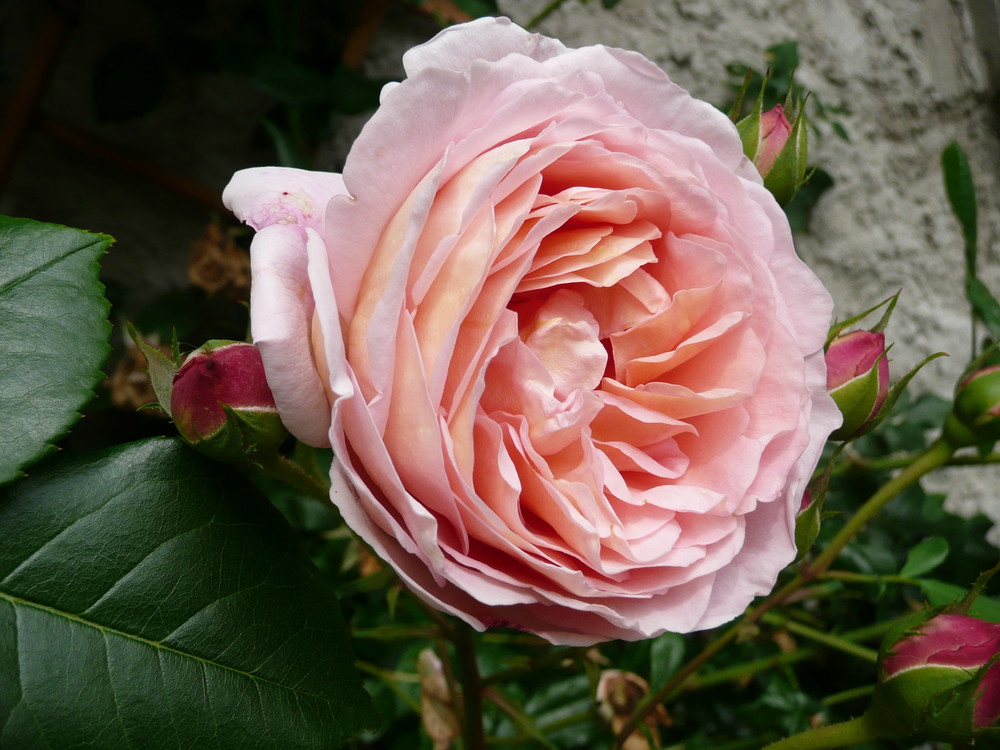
[760,713,887,750]
[760,612,879,662]
[687,621,890,693]
[615,437,955,747]
[451,620,487,750]
[834,446,1000,476]
[804,437,954,578]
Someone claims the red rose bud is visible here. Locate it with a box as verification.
[826,330,890,440]
[944,365,1000,448]
[875,614,1000,742]
[170,340,287,463]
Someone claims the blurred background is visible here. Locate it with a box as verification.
[2,0,999,531]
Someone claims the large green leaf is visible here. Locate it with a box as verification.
[0,216,112,485]
[0,438,373,748]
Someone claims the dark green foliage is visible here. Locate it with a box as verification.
[0,438,373,749]
[0,217,112,485]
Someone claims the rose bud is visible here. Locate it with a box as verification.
[874,613,1000,742]
[794,488,822,561]
[826,330,890,440]
[753,104,792,176]
[944,364,1000,448]
[737,101,808,205]
[170,340,287,463]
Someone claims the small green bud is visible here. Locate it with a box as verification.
[945,365,1000,448]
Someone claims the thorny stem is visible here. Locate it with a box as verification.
[761,613,879,662]
[806,438,954,577]
[761,713,886,750]
[614,438,955,747]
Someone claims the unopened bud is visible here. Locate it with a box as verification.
[873,613,1000,742]
[170,340,287,462]
[944,365,1000,448]
[755,104,793,175]
[826,330,890,440]
[738,102,808,205]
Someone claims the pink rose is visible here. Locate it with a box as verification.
[224,18,840,645]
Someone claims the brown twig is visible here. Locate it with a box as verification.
[12,105,225,212]
[341,0,391,70]
[0,0,78,191]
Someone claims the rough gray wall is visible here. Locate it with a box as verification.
[497,0,1000,537]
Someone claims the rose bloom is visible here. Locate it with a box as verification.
[224,18,840,644]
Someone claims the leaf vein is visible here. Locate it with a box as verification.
[0,234,107,297]
[1,592,337,704]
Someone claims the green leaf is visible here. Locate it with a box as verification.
[941,141,977,272]
[966,275,1000,341]
[649,632,686,689]
[917,579,1000,623]
[0,438,374,748]
[0,217,112,485]
[900,537,949,579]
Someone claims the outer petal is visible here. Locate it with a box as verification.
[224,167,350,446]
[401,16,566,75]
[245,225,331,446]
[223,166,348,232]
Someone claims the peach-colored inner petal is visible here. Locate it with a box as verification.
[334,96,811,615]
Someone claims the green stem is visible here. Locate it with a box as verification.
[452,621,487,750]
[762,613,878,662]
[355,661,422,713]
[819,570,919,586]
[613,621,744,747]
[616,441,953,747]
[807,438,955,577]
[482,647,580,686]
[254,453,332,504]
[686,620,890,691]
[821,685,874,707]
[482,687,560,750]
[833,445,1000,476]
[762,713,885,750]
